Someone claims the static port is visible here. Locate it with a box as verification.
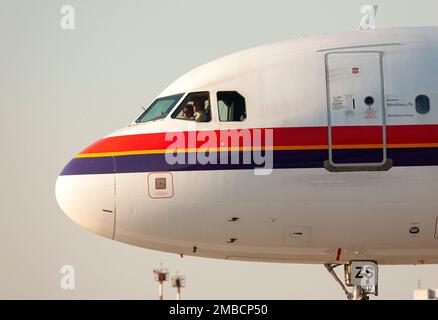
[409,226,420,234]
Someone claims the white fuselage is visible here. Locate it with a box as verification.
[56,27,438,265]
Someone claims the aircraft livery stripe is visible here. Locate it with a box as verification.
[75,142,438,158]
[60,147,438,175]
[77,125,438,157]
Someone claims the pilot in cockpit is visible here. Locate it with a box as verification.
[182,104,194,120]
[193,99,208,122]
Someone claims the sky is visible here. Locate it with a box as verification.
[1,0,437,299]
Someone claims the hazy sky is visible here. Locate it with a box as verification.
[1,0,438,299]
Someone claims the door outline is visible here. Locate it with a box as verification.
[435,216,438,240]
[324,51,392,171]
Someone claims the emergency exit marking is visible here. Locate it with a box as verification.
[352,67,359,74]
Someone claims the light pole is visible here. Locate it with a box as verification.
[153,268,169,300]
[171,274,186,300]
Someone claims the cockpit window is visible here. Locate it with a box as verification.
[217,91,246,122]
[171,92,211,122]
[135,93,183,123]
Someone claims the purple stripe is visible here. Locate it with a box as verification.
[114,150,327,173]
[60,156,115,175]
[58,148,438,176]
[332,148,384,164]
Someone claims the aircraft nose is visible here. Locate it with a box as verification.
[55,158,116,239]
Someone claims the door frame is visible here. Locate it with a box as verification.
[324,50,392,172]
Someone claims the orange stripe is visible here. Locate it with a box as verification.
[75,142,438,158]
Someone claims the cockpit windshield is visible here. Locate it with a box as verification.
[135,93,183,123]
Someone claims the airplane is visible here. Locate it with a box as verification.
[56,26,438,299]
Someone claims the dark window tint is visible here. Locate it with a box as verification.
[217,91,246,122]
[171,92,211,122]
[135,93,183,123]
[415,95,430,114]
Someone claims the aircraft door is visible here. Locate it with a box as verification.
[325,51,391,171]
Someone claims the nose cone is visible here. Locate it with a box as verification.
[56,159,115,239]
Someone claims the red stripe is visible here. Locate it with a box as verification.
[81,127,329,154]
[331,126,383,145]
[387,124,438,144]
[79,125,438,154]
